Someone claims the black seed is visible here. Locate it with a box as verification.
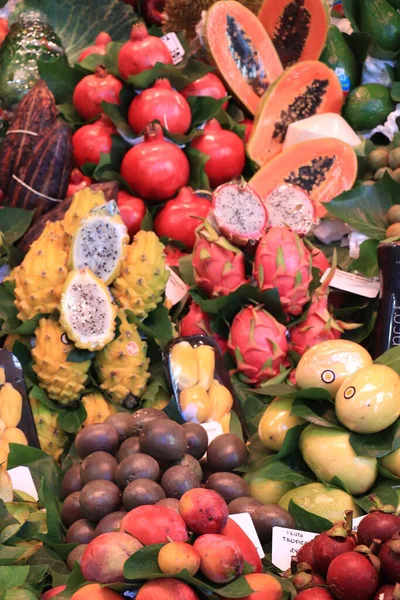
[272,0,311,68]
[284,155,336,194]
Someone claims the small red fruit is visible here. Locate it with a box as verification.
[128,79,191,135]
[194,534,244,583]
[0,18,9,46]
[78,32,112,62]
[326,550,379,600]
[120,122,190,202]
[312,512,356,576]
[154,186,211,249]
[66,168,92,197]
[72,116,116,167]
[118,22,172,79]
[284,560,325,592]
[117,191,146,239]
[374,583,400,600]
[179,488,229,535]
[42,586,66,600]
[357,496,400,548]
[296,589,334,600]
[190,119,245,188]
[73,66,123,121]
[296,539,317,571]
[380,533,400,584]
[240,118,253,144]
[182,73,228,110]
[143,0,167,27]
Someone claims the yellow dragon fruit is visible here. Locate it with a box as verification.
[39,219,70,252]
[14,232,69,321]
[82,393,116,426]
[63,188,106,236]
[95,310,150,406]
[111,231,170,319]
[32,318,91,405]
[30,396,68,460]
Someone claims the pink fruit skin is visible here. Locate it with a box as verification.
[120,505,189,545]
[296,590,334,600]
[118,23,172,79]
[80,532,142,583]
[254,227,312,317]
[192,221,247,297]
[296,539,317,571]
[227,305,289,385]
[182,73,228,110]
[241,118,253,144]
[380,537,400,584]
[73,68,123,121]
[179,302,228,352]
[374,584,400,600]
[326,552,379,600]
[311,247,330,277]
[72,117,116,167]
[193,534,244,583]
[312,532,356,576]
[42,586,66,600]
[164,245,188,268]
[79,33,111,62]
[357,512,400,548]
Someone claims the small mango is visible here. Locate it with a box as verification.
[2,428,28,446]
[0,438,9,468]
[170,341,198,390]
[218,411,231,433]
[82,393,116,427]
[195,345,215,390]
[180,384,211,423]
[208,379,233,421]
[0,383,23,428]
[0,367,5,385]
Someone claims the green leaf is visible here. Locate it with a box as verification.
[7,445,61,503]
[58,404,87,434]
[178,254,195,286]
[290,398,342,429]
[57,103,87,125]
[349,239,380,278]
[229,410,245,442]
[18,0,138,64]
[392,82,400,102]
[289,500,333,532]
[251,460,313,485]
[0,545,27,566]
[38,58,84,104]
[349,418,400,458]
[375,346,400,374]
[186,148,211,191]
[28,546,70,584]
[127,63,188,90]
[26,565,49,585]
[188,96,228,128]
[127,304,174,347]
[3,590,38,600]
[230,375,267,437]
[356,479,399,513]
[101,101,134,141]
[0,209,34,246]
[0,282,18,324]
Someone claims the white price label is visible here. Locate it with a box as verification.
[165,267,189,306]
[201,420,224,445]
[161,32,185,65]
[272,527,318,571]
[8,466,38,501]
[321,268,380,298]
[230,513,265,559]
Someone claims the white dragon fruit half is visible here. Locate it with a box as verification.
[263,183,319,235]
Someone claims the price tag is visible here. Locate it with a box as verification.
[8,466,38,501]
[165,267,189,306]
[321,268,380,298]
[353,515,366,531]
[161,32,185,65]
[201,420,224,445]
[230,513,265,559]
[272,526,318,571]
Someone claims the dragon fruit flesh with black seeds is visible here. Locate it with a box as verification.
[262,183,318,236]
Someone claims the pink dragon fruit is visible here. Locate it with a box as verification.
[179,302,227,352]
[304,241,331,277]
[289,268,360,356]
[263,183,318,236]
[253,227,313,316]
[227,305,289,385]
[164,245,188,268]
[211,180,268,246]
[192,220,247,297]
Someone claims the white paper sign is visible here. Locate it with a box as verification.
[201,420,224,445]
[165,267,189,306]
[272,526,318,570]
[8,466,38,501]
[321,268,380,298]
[161,32,185,65]
[230,513,265,559]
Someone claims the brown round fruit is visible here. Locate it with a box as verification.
[61,463,82,499]
[156,498,181,513]
[65,519,96,544]
[139,419,187,460]
[250,505,296,545]
[171,454,203,481]
[104,413,136,442]
[161,465,201,499]
[131,408,168,435]
[116,437,140,462]
[94,511,127,536]
[183,422,208,459]
[79,480,121,522]
[207,434,247,472]
[206,472,250,503]
[80,451,118,485]
[387,204,400,225]
[61,491,83,527]
[115,453,160,489]
[66,544,87,570]
[228,496,262,515]
[386,222,400,238]
[122,478,166,510]
[368,148,389,171]
[75,424,119,458]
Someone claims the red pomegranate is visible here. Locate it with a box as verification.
[154,187,211,249]
[66,169,92,197]
[240,118,253,143]
[117,191,147,239]
[118,22,172,79]
[72,116,116,167]
[0,18,9,46]
[120,123,190,203]
[190,119,245,188]
[128,79,191,135]
[73,66,123,121]
[78,32,112,62]
[182,73,228,110]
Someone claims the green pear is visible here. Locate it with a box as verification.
[299,424,378,495]
[381,447,400,477]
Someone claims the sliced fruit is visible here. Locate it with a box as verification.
[258,0,330,68]
[249,137,357,218]
[60,268,117,351]
[283,113,361,150]
[263,183,317,235]
[248,61,343,166]
[204,0,283,115]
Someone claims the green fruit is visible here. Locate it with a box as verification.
[360,0,400,53]
[278,483,362,523]
[368,148,389,170]
[381,447,400,477]
[375,166,393,180]
[389,148,400,169]
[246,472,294,504]
[258,397,305,452]
[299,425,378,495]
[344,84,395,131]
[320,26,359,91]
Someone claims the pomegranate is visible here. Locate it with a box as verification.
[312,512,356,576]
[326,548,380,600]
[120,123,190,202]
[182,73,228,110]
[164,245,188,268]
[118,22,172,79]
[380,533,400,584]
[296,590,334,600]
[374,584,400,600]
[72,66,123,121]
[142,0,166,25]
[78,32,112,62]
[296,539,317,571]
[117,191,146,239]
[357,497,400,548]
[72,116,116,167]
[190,119,245,188]
[66,169,92,197]
[240,118,253,144]
[154,187,211,249]
[0,18,9,46]
[128,79,191,135]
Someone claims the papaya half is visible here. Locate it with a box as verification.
[204,0,283,115]
[247,60,343,166]
[258,0,330,68]
[249,137,357,218]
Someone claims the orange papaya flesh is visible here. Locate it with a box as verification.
[247,60,343,166]
[249,137,357,219]
[204,0,283,116]
[258,0,330,68]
